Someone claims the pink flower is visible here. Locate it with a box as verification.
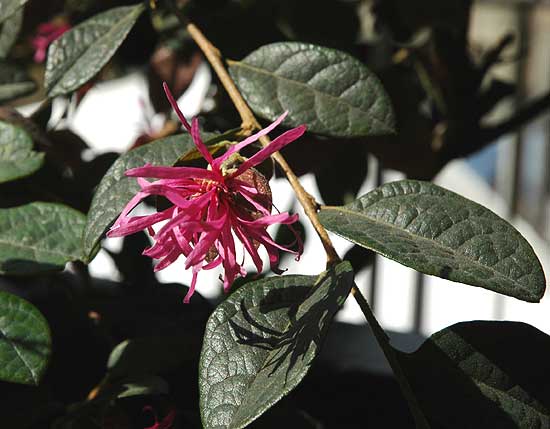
[107,83,306,303]
[32,21,71,63]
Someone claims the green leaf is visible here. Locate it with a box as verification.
[0,120,44,184]
[0,291,51,385]
[0,7,23,58]
[44,4,145,97]
[0,60,36,102]
[0,0,28,24]
[199,261,354,429]
[319,180,546,302]
[83,132,216,261]
[0,202,86,275]
[400,321,550,428]
[229,42,395,137]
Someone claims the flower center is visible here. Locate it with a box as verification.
[199,179,217,193]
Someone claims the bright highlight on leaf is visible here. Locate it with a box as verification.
[319,180,546,302]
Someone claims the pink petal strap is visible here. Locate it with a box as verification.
[183,268,200,303]
[231,125,307,178]
[126,165,219,181]
[213,111,288,168]
[163,82,191,131]
[191,118,216,168]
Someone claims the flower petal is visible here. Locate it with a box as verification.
[107,207,174,237]
[153,245,181,271]
[183,268,200,304]
[190,117,217,169]
[126,164,219,181]
[163,82,191,132]
[232,221,263,273]
[213,111,289,169]
[230,125,307,178]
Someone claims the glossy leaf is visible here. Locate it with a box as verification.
[0,121,44,184]
[319,180,546,302]
[83,132,215,260]
[0,60,36,102]
[199,262,354,428]
[0,7,22,57]
[44,4,145,97]
[0,0,27,24]
[229,42,395,137]
[0,291,51,385]
[400,321,550,428]
[0,202,86,275]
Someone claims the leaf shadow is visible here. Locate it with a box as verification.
[228,268,349,382]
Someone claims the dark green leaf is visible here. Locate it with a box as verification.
[0,120,44,184]
[0,0,27,24]
[229,42,395,137]
[44,4,145,97]
[0,60,36,102]
[199,262,354,428]
[0,291,51,385]
[400,321,550,428]
[0,7,22,58]
[319,180,546,302]
[0,202,86,275]
[83,132,216,260]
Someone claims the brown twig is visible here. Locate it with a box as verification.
[351,285,430,428]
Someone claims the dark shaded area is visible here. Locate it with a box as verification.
[400,321,550,428]
[228,267,351,381]
[0,272,212,428]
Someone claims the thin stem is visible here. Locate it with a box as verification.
[351,284,430,428]
[186,24,257,134]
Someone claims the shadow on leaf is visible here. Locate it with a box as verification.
[228,266,352,381]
